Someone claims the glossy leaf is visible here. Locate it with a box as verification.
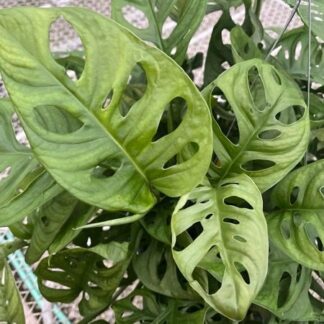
[255,245,324,321]
[171,174,268,320]
[113,288,208,324]
[268,160,324,271]
[112,0,207,63]
[0,249,25,324]
[0,99,63,226]
[203,59,309,192]
[0,7,212,215]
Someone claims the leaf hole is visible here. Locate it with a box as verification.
[224,196,253,209]
[207,271,220,295]
[102,89,114,110]
[320,186,324,198]
[157,254,167,281]
[122,5,149,29]
[241,159,275,171]
[248,66,267,112]
[294,41,302,60]
[304,223,322,251]
[258,129,281,140]
[221,29,230,45]
[277,271,292,308]
[296,264,302,282]
[153,97,188,142]
[41,216,49,227]
[187,221,203,240]
[119,63,148,117]
[211,87,239,145]
[223,217,239,225]
[0,74,8,98]
[234,262,250,284]
[11,113,30,147]
[280,220,291,240]
[271,69,282,85]
[91,158,121,179]
[33,105,84,134]
[163,142,199,169]
[290,186,300,205]
[205,214,213,220]
[229,4,245,25]
[49,16,85,80]
[0,166,11,181]
[275,106,305,125]
[233,235,247,243]
[162,16,177,40]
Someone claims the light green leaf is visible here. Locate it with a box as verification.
[255,245,324,321]
[0,249,25,324]
[0,99,63,226]
[111,0,207,63]
[171,174,268,320]
[0,7,212,215]
[268,160,324,271]
[203,59,309,192]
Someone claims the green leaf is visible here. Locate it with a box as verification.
[0,7,212,215]
[113,288,208,324]
[133,238,196,299]
[35,244,131,317]
[0,99,63,226]
[255,245,324,321]
[171,174,268,320]
[0,249,25,324]
[25,192,78,264]
[273,27,324,84]
[203,59,309,192]
[111,0,207,63]
[268,160,324,271]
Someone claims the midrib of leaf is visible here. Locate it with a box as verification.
[1,28,150,185]
[148,0,165,51]
[218,93,284,184]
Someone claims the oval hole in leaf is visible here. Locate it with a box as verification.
[234,262,250,284]
[275,106,305,125]
[277,271,292,308]
[315,49,322,66]
[122,5,149,29]
[241,159,275,171]
[91,158,121,179]
[119,63,147,117]
[153,97,188,141]
[221,29,230,45]
[223,217,239,225]
[290,186,300,205]
[280,220,291,240]
[0,166,11,181]
[304,223,322,251]
[187,221,203,240]
[258,129,281,140]
[157,254,167,280]
[248,66,267,112]
[319,186,324,198]
[11,113,29,147]
[229,4,245,25]
[0,73,8,98]
[34,105,84,134]
[224,196,253,210]
[163,142,199,169]
[294,41,302,60]
[102,89,114,110]
[211,87,239,144]
[49,16,85,80]
[162,16,177,40]
[296,264,302,282]
[233,235,247,243]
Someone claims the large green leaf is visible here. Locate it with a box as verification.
[171,174,268,320]
[36,243,131,318]
[203,59,309,192]
[113,288,208,324]
[0,7,212,215]
[0,248,25,324]
[111,0,207,63]
[255,245,324,321]
[268,160,324,271]
[0,99,63,226]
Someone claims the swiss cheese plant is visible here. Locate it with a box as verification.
[0,1,323,323]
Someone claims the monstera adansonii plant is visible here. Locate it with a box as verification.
[0,2,322,323]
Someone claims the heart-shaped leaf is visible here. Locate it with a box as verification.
[0,7,212,215]
[0,99,63,226]
[203,59,309,192]
[171,174,268,320]
[255,245,324,321]
[112,0,207,63]
[268,160,324,271]
[0,248,25,324]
